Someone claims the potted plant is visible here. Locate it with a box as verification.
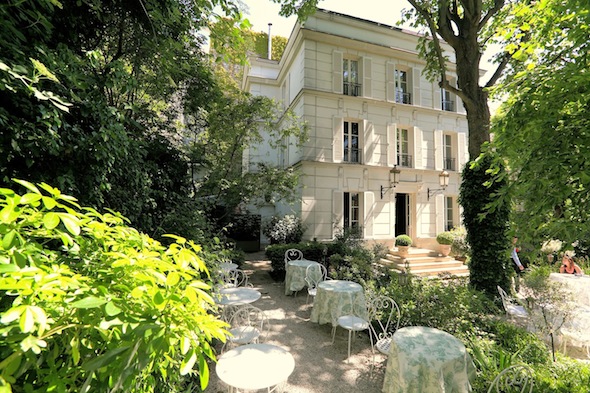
[436,231,454,257]
[395,234,412,258]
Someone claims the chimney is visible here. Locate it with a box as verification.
[267,23,272,60]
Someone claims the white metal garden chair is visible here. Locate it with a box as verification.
[222,268,252,288]
[497,285,529,322]
[222,304,269,352]
[487,364,534,393]
[304,263,328,304]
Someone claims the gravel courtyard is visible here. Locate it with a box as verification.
[205,251,386,393]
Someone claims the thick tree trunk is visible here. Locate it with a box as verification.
[455,41,491,159]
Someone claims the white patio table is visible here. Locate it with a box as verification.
[310,280,367,326]
[215,287,261,306]
[549,273,590,307]
[285,259,320,296]
[382,326,475,393]
[220,261,238,271]
[216,343,295,392]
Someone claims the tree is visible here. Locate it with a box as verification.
[272,0,525,295]
[491,0,590,253]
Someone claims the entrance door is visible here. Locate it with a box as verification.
[395,193,410,237]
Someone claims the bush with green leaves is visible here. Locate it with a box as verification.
[394,234,412,246]
[0,180,226,392]
[450,226,470,258]
[262,215,306,244]
[265,241,329,281]
[436,231,454,245]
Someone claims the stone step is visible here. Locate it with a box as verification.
[380,246,469,278]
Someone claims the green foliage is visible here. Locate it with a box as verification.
[450,226,470,257]
[394,234,412,246]
[265,241,330,279]
[0,180,226,392]
[460,153,511,298]
[492,0,590,248]
[262,215,306,245]
[226,214,261,241]
[436,231,454,245]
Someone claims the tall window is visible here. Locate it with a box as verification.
[394,69,411,104]
[344,121,360,163]
[444,134,455,171]
[344,192,360,229]
[441,88,454,111]
[397,128,412,167]
[343,59,360,96]
[445,197,454,231]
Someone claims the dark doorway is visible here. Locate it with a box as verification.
[395,193,409,237]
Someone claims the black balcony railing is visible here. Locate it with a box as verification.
[343,82,362,97]
[442,100,455,112]
[444,157,456,171]
[397,153,413,168]
[395,92,412,105]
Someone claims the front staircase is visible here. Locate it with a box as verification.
[379,247,469,278]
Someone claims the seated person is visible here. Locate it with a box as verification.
[559,253,583,275]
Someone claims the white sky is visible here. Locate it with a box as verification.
[240,0,412,38]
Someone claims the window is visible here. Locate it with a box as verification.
[445,197,454,231]
[344,121,360,163]
[394,69,411,104]
[443,134,455,171]
[441,88,454,111]
[343,58,360,97]
[344,192,360,229]
[397,128,412,167]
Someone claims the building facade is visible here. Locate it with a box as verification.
[242,9,468,250]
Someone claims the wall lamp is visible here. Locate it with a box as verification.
[380,165,401,199]
[427,170,450,200]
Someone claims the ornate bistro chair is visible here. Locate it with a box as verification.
[487,364,534,393]
[222,304,268,352]
[222,268,252,288]
[304,263,328,304]
[497,286,529,323]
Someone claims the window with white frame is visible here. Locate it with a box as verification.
[343,58,360,97]
[441,78,456,112]
[445,196,455,231]
[344,121,361,163]
[394,69,411,104]
[344,192,360,229]
[443,134,456,171]
[397,127,412,167]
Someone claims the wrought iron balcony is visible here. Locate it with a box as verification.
[343,82,362,97]
[397,153,413,168]
[444,157,456,171]
[395,92,412,105]
[442,100,455,112]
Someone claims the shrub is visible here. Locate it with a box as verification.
[395,234,412,246]
[262,215,306,244]
[0,180,226,392]
[450,226,470,257]
[436,231,454,245]
[265,241,329,280]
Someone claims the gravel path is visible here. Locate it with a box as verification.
[205,251,386,393]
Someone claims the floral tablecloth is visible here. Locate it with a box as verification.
[310,280,366,326]
[285,259,320,296]
[382,326,475,393]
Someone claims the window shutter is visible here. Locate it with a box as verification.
[433,82,442,110]
[362,57,372,98]
[435,194,444,233]
[412,67,421,106]
[434,130,443,171]
[332,51,343,94]
[387,123,397,166]
[364,192,374,237]
[386,62,395,102]
[413,126,423,169]
[363,120,374,165]
[242,147,250,173]
[332,191,344,233]
[332,117,343,163]
[458,132,468,171]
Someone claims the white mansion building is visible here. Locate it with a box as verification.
[242,9,469,250]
